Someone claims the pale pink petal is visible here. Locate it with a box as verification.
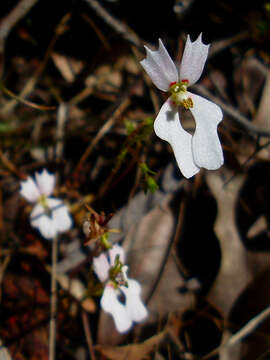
[101,285,132,333]
[108,244,125,266]
[140,39,178,92]
[189,92,224,170]
[47,198,72,233]
[30,203,57,240]
[154,99,200,178]
[93,253,110,283]
[35,169,55,196]
[121,279,148,323]
[179,34,210,85]
[20,176,41,203]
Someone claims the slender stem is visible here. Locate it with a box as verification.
[82,310,96,360]
[49,236,58,360]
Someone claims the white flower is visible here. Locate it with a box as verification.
[140,34,224,178]
[93,244,148,333]
[20,169,72,240]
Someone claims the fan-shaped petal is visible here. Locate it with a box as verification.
[154,99,200,178]
[189,92,223,170]
[20,176,40,203]
[35,169,55,196]
[121,279,148,323]
[93,253,110,283]
[30,203,57,240]
[179,34,210,85]
[140,39,178,92]
[47,198,72,233]
[101,285,132,333]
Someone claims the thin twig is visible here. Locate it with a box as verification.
[145,182,189,304]
[1,85,56,111]
[55,103,68,160]
[0,0,38,52]
[73,96,130,176]
[0,149,24,178]
[1,12,70,115]
[203,306,270,359]
[83,0,141,47]
[0,254,11,302]
[49,236,58,360]
[81,310,96,360]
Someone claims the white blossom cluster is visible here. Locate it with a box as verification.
[20,169,72,239]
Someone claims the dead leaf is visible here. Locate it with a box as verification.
[51,52,84,82]
[206,169,252,317]
[96,331,166,360]
[206,168,270,360]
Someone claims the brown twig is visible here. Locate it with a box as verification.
[0,149,24,178]
[1,12,70,115]
[145,181,189,304]
[55,103,68,160]
[203,306,270,359]
[82,310,96,360]
[0,0,38,53]
[73,96,130,177]
[82,0,141,47]
[0,254,11,302]
[1,85,56,111]
[81,13,110,50]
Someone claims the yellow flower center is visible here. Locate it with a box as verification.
[169,80,193,109]
[38,194,53,217]
[38,194,48,208]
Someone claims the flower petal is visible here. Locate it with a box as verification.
[179,33,210,85]
[20,176,40,203]
[30,203,57,240]
[108,244,125,266]
[93,253,110,282]
[189,92,224,170]
[47,198,72,233]
[140,39,178,92]
[121,279,148,323]
[154,99,200,178]
[35,169,55,196]
[101,285,132,333]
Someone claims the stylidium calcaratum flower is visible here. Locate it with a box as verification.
[20,169,72,239]
[93,244,148,333]
[140,34,224,178]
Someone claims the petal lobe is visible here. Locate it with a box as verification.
[189,92,224,170]
[154,99,200,178]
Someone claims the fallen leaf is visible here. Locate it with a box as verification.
[96,331,166,360]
